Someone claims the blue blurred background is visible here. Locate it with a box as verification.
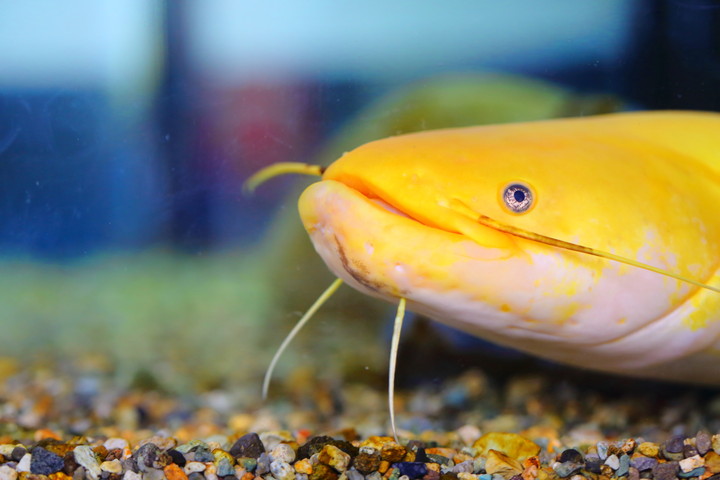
[3,0,718,258]
[1,0,719,393]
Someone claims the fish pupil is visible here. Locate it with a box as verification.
[514,190,525,202]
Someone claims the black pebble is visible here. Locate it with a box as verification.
[30,447,64,475]
[406,442,430,464]
[229,433,265,459]
[297,435,335,459]
[63,453,80,475]
[683,444,698,458]
[585,458,603,474]
[652,461,679,480]
[395,462,428,479]
[11,446,27,462]
[353,450,381,475]
[665,436,685,454]
[297,435,358,460]
[630,457,657,471]
[414,448,430,464]
[559,449,584,464]
[406,440,426,451]
[167,449,186,467]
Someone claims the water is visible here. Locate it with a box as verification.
[0,1,718,395]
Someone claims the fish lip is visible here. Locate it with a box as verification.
[323,174,422,223]
[332,179,446,237]
[367,197,412,219]
[318,171,516,251]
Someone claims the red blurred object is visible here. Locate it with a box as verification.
[202,81,319,184]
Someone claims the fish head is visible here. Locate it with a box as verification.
[297,117,720,373]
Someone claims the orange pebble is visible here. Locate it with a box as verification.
[34,429,61,442]
[164,464,189,480]
[294,459,313,475]
[49,473,71,480]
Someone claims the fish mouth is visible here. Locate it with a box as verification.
[367,197,411,219]
[309,171,516,251]
[298,179,513,297]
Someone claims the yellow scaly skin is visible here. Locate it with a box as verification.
[298,111,720,384]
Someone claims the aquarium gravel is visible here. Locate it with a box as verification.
[1,358,720,480]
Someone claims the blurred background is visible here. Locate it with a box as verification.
[0,0,719,402]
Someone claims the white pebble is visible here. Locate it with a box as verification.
[270,444,296,464]
[270,460,296,480]
[74,446,102,480]
[260,432,286,451]
[123,472,142,480]
[0,446,17,457]
[206,441,223,451]
[457,425,482,446]
[15,454,31,473]
[104,438,129,451]
[184,461,207,474]
[604,454,620,470]
[0,465,18,480]
[143,468,166,480]
[680,455,704,473]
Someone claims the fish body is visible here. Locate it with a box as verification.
[297,111,720,384]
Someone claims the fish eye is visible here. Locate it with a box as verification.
[501,183,534,214]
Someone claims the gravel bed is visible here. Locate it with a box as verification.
[2,357,720,480]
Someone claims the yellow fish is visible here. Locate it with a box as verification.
[248,111,720,434]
